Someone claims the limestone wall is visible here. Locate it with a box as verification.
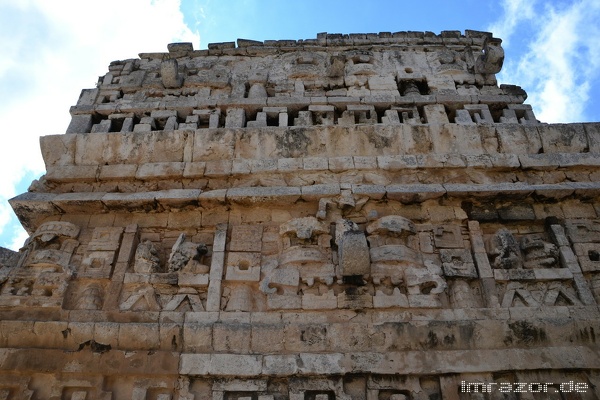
[2,31,600,399]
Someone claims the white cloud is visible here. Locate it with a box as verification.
[487,0,536,46]
[0,0,199,250]
[491,0,600,123]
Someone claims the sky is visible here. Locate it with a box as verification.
[0,0,599,251]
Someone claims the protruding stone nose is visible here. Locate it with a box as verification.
[335,219,370,277]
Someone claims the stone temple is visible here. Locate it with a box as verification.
[1,30,600,398]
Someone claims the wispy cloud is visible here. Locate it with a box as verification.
[0,0,199,250]
[487,0,536,46]
[490,0,600,123]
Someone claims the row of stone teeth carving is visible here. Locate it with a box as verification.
[72,104,538,134]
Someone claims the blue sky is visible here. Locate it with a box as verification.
[0,0,599,250]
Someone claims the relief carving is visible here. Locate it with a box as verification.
[488,228,522,269]
[566,220,600,272]
[168,233,209,273]
[80,227,124,279]
[76,283,104,310]
[475,37,504,74]
[485,224,586,307]
[120,232,211,312]
[133,240,161,274]
[335,219,370,277]
[278,217,334,286]
[520,234,559,268]
[19,221,80,272]
[367,216,447,308]
[0,221,80,308]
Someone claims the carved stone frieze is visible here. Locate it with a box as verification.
[3,28,600,396]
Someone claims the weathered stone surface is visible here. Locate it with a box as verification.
[4,29,600,400]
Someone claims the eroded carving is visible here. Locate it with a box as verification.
[520,234,559,268]
[335,219,370,277]
[76,283,104,310]
[488,228,522,269]
[133,240,161,273]
[475,37,504,74]
[168,233,209,273]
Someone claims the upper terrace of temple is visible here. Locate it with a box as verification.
[66,30,534,136]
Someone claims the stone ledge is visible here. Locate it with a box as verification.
[1,305,598,325]
[42,124,600,170]
[179,346,600,376]
[226,186,301,205]
[0,348,179,375]
[43,153,600,185]
[11,181,600,231]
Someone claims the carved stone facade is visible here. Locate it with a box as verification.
[2,30,600,398]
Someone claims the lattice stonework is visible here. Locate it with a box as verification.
[1,30,600,399]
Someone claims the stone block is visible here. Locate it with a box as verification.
[226,186,301,205]
[204,160,232,177]
[249,159,278,173]
[225,252,261,281]
[562,200,597,219]
[353,156,377,170]
[382,109,401,125]
[368,76,397,91]
[183,161,206,178]
[377,155,418,170]
[208,251,225,281]
[336,221,370,276]
[210,354,262,376]
[46,165,98,182]
[277,157,303,172]
[118,323,159,350]
[99,164,138,180]
[328,156,354,171]
[303,157,328,170]
[52,192,106,213]
[133,123,152,133]
[267,294,302,310]
[584,123,600,152]
[337,292,373,309]
[155,189,201,209]
[302,293,338,309]
[251,325,285,353]
[179,354,210,375]
[263,355,298,375]
[136,162,184,180]
[408,294,442,308]
[573,243,600,271]
[373,289,409,308]
[232,159,251,174]
[77,88,98,105]
[440,249,477,278]
[301,184,340,200]
[101,191,157,211]
[66,114,93,134]
[351,184,386,199]
[297,353,344,374]
[417,153,465,168]
[40,134,76,167]
[430,125,484,154]
[497,204,535,220]
[205,280,222,312]
[538,124,588,153]
[423,104,449,124]
[91,119,112,133]
[225,108,246,128]
[213,323,252,353]
[386,184,446,203]
[518,154,560,170]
